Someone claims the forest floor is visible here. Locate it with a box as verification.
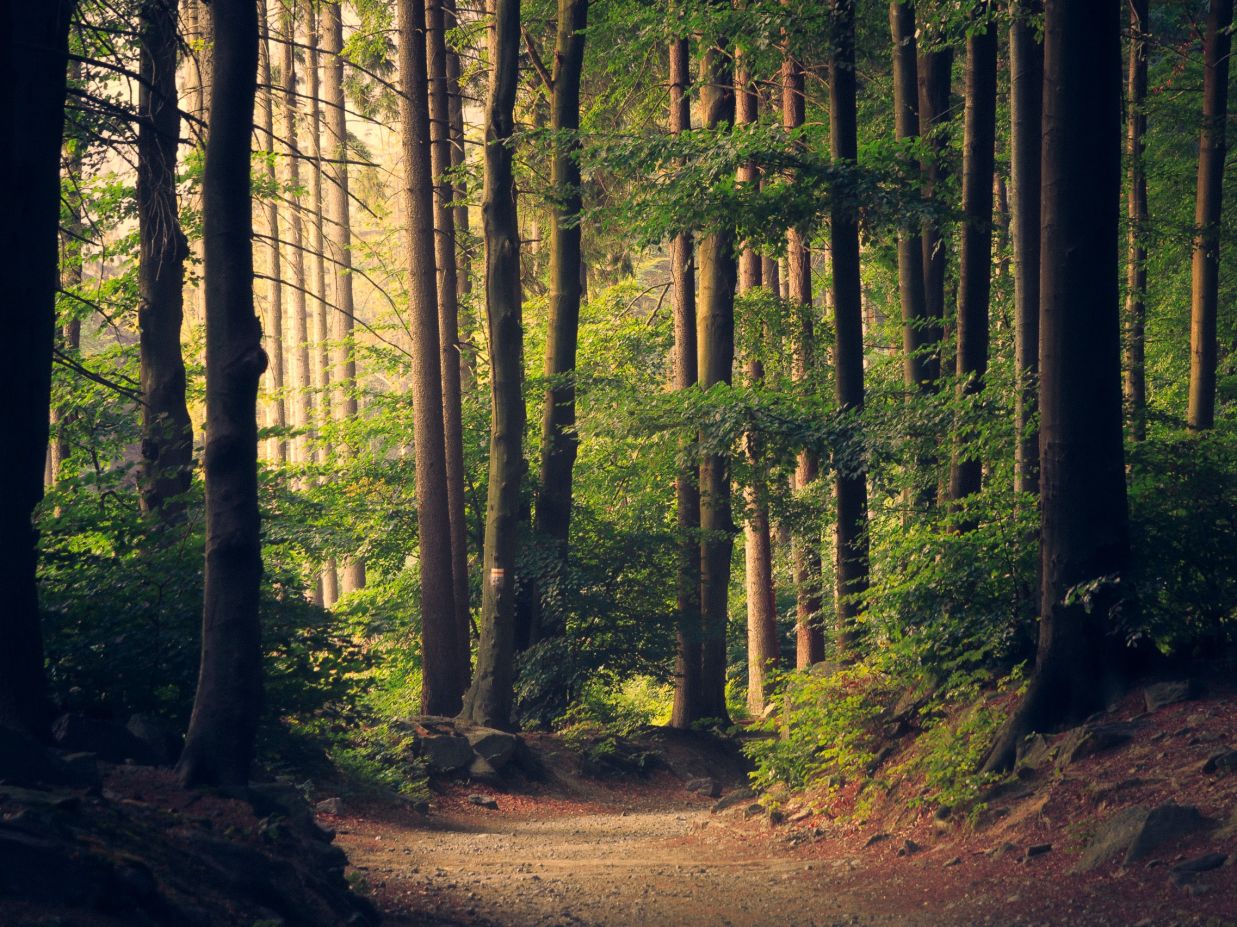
[331,691,1237,927]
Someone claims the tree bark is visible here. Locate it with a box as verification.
[949,3,997,506]
[985,0,1127,773]
[0,0,73,736]
[426,0,472,683]
[829,0,868,653]
[178,0,266,787]
[257,1,286,465]
[400,0,466,715]
[1188,0,1233,431]
[695,38,736,723]
[668,38,703,730]
[1010,0,1043,495]
[1125,0,1150,441]
[282,2,311,466]
[459,0,523,730]
[917,41,953,389]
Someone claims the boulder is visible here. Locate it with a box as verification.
[1144,680,1197,713]
[1058,721,1137,766]
[126,713,182,765]
[52,714,158,766]
[0,727,97,789]
[684,777,721,798]
[417,733,473,774]
[1015,732,1054,772]
[315,798,343,816]
[1075,804,1211,872]
[467,756,501,784]
[712,788,757,813]
[1170,852,1227,886]
[468,794,498,810]
[465,727,519,770]
[1202,750,1237,775]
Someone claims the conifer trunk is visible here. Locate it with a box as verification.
[258,3,286,464]
[282,3,311,465]
[1125,0,1150,440]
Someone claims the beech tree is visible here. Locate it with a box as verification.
[1125,0,1150,440]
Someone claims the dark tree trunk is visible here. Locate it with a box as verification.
[668,38,703,730]
[1010,0,1043,495]
[426,0,472,685]
[949,4,997,506]
[178,0,265,787]
[1188,0,1233,431]
[444,0,471,305]
[1125,0,1150,441]
[695,38,736,723]
[459,0,523,730]
[985,0,1128,773]
[400,0,465,715]
[784,46,824,668]
[0,0,74,737]
[917,43,953,388]
[829,0,868,653]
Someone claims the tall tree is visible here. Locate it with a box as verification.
[1010,0,1043,495]
[257,0,286,465]
[949,2,997,505]
[399,0,465,715]
[459,0,523,729]
[0,0,74,736]
[829,0,869,651]
[696,36,737,722]
[426,0,472,679]
[529,0,589,646]
[986,0,1127,772]
[784,45,824,668]
[178,0,265,787]
[322,0,365,591]
[282,1,311,465]
[1187,0,1233,431]
[1124,0,1150,440]
[668,37,703,729]
[917,30,953,387]
[137,0,193,519]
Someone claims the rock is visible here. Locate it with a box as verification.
[863,833,890,848]
[51,714,158,766]
[248,782,334,844]
[896,839,921,857]
[467,756,501,784]
[1075,804,1211,872]
[866,745,895,775]
[465,728,519,770]
[125,713,182,765]
[468,794,498,810]
[1144,680,1197,712]
[712,788,756,813]
[1170,851,1227,886]
[0,728,98,790]
[57,752,102,790]
[418,733,474,774]
[315,798,343,816]
[943,856,962,868]
[1015,732,1054,772]
[1058,722,1138,766]
[683,777,721,798]
[1202,750,1237,775]
[1025,843,1052,860]
[986,842,1017,859]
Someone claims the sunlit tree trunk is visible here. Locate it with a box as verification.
[917,37,953,390]
[1125,0,1150,441]
[282,2,311,466]
[258,1,285,464]
[459,0,523,730]
[1188,0,1233,431]
[178,0,265,787]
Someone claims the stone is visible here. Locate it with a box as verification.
[315,798,343,816]
[1015,732,1054,772]
[1202,750,1237,775]
[464,728,519,770]
[1025,843,1052,860]
[1170,851,1227,886]
[712,788,757,813]
[0,727,96,789]
[1075,804,1211,872]
[986,842,1018,860]
[943,856,962,868]
[896,839,921,857]
[51,714,158,766]
[743,803,764,818]
[863,833,891,848]
[467,756,501,783]
[125,713,182,765]
[1144,680,1197,713]
[1058,722,1138,766]
[683,777,721,798]
[468,794,498,810]
[418,733,474,774]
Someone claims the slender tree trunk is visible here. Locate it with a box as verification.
[183,0,211,326]
[0,0,73,736]
[1188,0,1233,431]
[52,58,84,486]
[426,0,472,683]
[695,38,736,723]
[917,41,953,389]
[890,2,929,390]
[178,0,265,787]
[1010,0,1043,495]
[322,1,366,591]
[528,0,589,647]
[949,3,997,506]
[400,0,465,715]
[1125,0,1150,441]
[829,0,868,653]
[668,38,703,730]
[459,0,523,729]
[282,2,311,465]
[444,0,471,297]
[985,0,1127,772]
[258,1,286,465]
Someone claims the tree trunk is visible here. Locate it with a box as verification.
[783,45,824,668]
[0,0,73,737]
[178,0,265,787]
[917,41,953,389]
[1188,0,1233,431]
[282,2,311,466]
[829,0,868,653]
[322,1,366,591]
[985,0,1127,773]
[1010,0,1043,495]
[400,0,465,716]
[52,58,84,486]
[426,0,472,683]
[668,38,703,730]
[695,38,736,723]
[257,1,286,465]
[444,0,471,301]
[528,0,589,647]
[1125,0,1150,440]
[459,0,523,730]
[949,3,997,506]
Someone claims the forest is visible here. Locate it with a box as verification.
[2,0,1236,924]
